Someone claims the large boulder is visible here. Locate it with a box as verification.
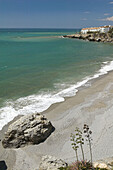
[2,113,54,148]
[39,155,68,170]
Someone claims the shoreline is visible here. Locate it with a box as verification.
[1,59,113,131]
[40,69,113,164]
[1,69,113,169]
[43,69,113,120]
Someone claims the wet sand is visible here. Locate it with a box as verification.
[1,71,113,169]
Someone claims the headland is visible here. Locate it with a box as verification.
[63,25,113,43]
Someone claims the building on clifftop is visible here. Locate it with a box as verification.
[81,25,112,34]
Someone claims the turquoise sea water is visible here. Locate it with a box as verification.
[0,28,113,129]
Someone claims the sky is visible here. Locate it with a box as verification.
[0,0,113,28]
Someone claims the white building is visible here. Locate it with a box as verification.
[81,25,111,34]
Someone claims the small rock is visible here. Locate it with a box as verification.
[96,38,101,42]
[88,37,95,41]
[103,157,113,169]
[39,155,68,170]
[93,162,109,170]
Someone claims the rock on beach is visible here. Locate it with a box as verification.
[2,113,54,148]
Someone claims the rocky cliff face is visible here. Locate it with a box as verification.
[2,113,54,148]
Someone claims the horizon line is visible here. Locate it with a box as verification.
[0,27,81,29]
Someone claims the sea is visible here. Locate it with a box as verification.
[0,28,113,130]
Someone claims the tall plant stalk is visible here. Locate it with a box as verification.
[88,137,92,164]
[70,133,79,162]
[75,127,85,161]
[75,149,79,162]
[80,142,84,161]
[83,124,93,164]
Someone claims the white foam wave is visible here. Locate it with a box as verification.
[0,94,64,130]
[0,60,113,130]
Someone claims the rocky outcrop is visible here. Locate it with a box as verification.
[63,32,113,43]
[2,113,54,148]
[39,155,68,170]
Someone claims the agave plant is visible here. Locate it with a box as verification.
[70,133,79,162]
[70,126,85,162]
[75,127,85,161]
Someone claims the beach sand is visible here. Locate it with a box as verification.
[1,71,113,169]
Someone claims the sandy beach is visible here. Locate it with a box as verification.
[1,71,113,170]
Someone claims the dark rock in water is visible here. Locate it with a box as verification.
[2,113,54,148]
[95,38,101,42]
[39,155,68,170]
[63,35,68,38]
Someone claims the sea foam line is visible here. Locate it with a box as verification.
[0,60,113,130]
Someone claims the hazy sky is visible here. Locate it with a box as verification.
[0,0,113,28]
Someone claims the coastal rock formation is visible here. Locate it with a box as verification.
[63,32,113,43]
[39,155,68,170]
[2,113,54,148]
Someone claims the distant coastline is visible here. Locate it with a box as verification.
[63,32,113,43]
[63,25,113,43]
